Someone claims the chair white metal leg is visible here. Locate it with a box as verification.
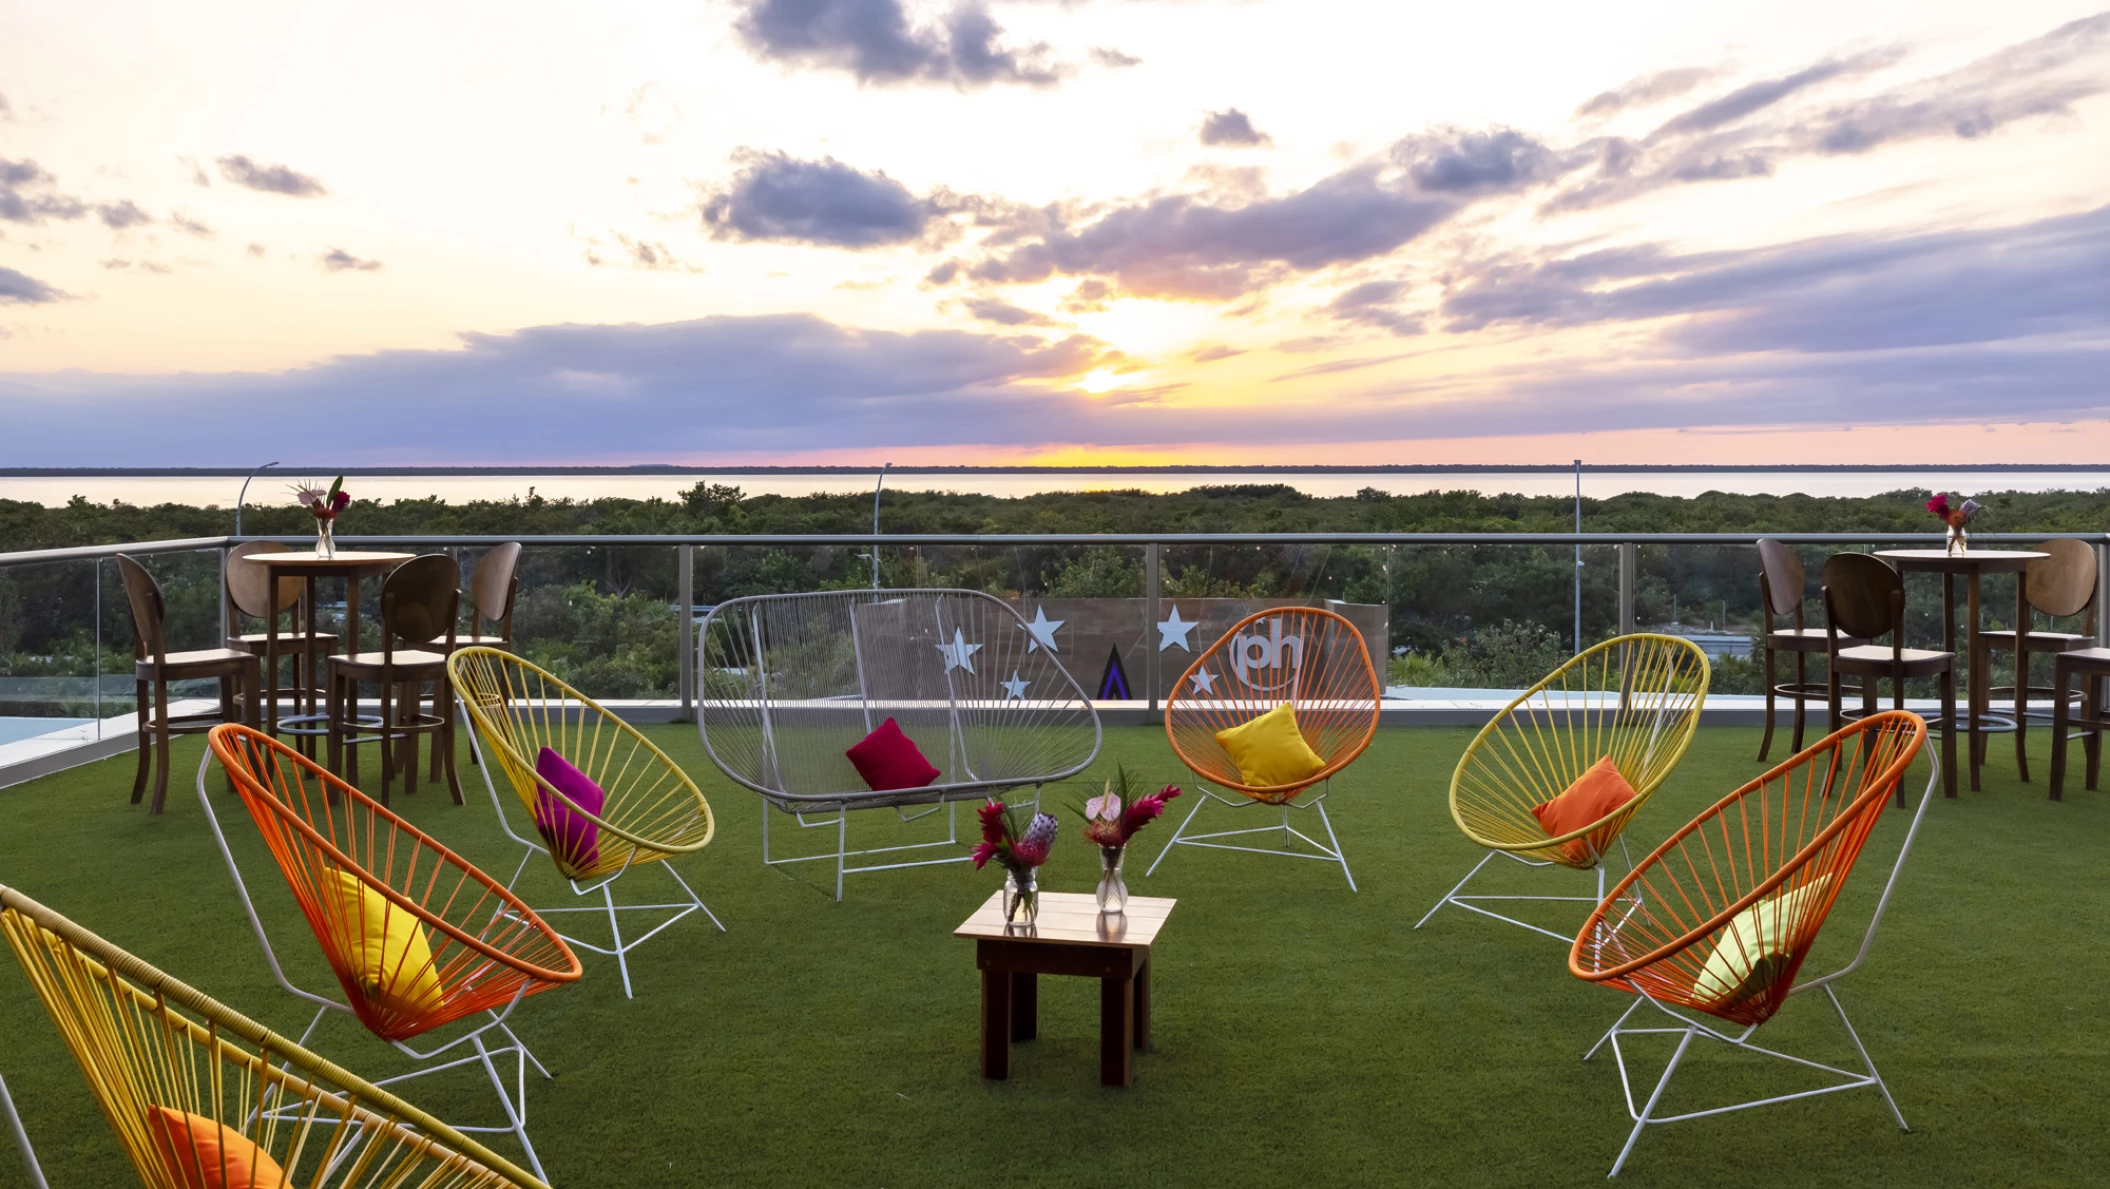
[1144,784,1355,889]
[1583,984,1910,1177]
[1416,837,1635,942]
[1,1074,48,1189]
[761,792,1040,900]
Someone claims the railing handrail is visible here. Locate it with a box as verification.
[2,530,2107,569]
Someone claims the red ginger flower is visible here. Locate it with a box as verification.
[1926,493,1952,518]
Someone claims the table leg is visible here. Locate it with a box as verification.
[981,969,1012,1080]
[1941,573,1956,654]
[1134,955,1151,1053]
[1011,972,1037,1042]
[1968,572,1983,791]
[1101,971,1135,1087]
[305,576,323,758]
[2015,569,2031,782]
[265,588,281,740]
[2051,658,2070,801]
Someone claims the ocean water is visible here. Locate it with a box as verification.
[2,469,2106,508]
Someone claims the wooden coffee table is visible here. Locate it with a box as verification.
[954,890,1175,1087]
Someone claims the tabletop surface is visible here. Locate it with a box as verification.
[955,890,1176,948]
[1876,548,2046,567]
[253,550,417,567]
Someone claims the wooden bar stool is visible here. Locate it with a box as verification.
[1824,552,1957,797]
[1977,539,2098,781]
[114,554,261,813]
[1756,538,1863,761]
[326,554,461,803]
[2048,648,2110,800]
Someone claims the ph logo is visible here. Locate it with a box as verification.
[1229,617,1304,691]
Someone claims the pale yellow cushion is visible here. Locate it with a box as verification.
[1214,703,1329,789]
[1692,874,1832,1006]
[322,868,446,1015]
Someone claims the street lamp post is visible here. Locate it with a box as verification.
[870,461,892,590]
[235,461,280,537]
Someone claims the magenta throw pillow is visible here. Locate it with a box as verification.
[845,718,941,792]
[533,747,606,871]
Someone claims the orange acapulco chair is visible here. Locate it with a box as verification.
[1149,606,1380,888]
[1569,710,1936,1177]
[1415,634,1709,942]
[196,724,582,1184]
[0,883,548,1189]
[449,646,724,999]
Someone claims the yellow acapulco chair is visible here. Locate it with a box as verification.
[449,646,723,999]
[0,882,547,1189]
[1415,634,1709,941]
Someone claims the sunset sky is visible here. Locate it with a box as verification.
[1,0,2106,466]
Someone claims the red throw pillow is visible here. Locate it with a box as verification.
[1529,755,1638,864]
[846,718,941,792]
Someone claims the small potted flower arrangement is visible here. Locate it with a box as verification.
[973,801,1058,927]
[1926,492,1982,557]
[1077,766,1180,915]
[294,476,351,558]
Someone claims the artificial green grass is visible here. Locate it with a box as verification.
[0,724,2105,1187]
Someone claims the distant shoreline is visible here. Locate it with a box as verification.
[5,464,2107,478]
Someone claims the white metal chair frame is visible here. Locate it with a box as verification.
[697,589,1102,899]
[1145,784,1358,888]
[458,711,724,1000]
[193,754,559,1184]
[1581,758,1939,1177]
[0,1074,45,1189]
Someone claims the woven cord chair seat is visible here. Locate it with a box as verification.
[697,589,1102,813]
[450,647,715,883]
[0,883,546,1188]
[208,724,581,1044]
[1164,606,1381,804]
[1571,710,1927,1027]
[1450,634,1710,870]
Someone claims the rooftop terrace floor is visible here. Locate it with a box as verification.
[0,724,2102,1187]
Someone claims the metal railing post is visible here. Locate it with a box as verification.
[1145,541,1162,721]
[677,544,695,722]
[1618,542,1636,636]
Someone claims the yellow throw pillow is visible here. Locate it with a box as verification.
[1214,703,1329,789]
[1691,874,1832,1007]
[322,868,446,1015]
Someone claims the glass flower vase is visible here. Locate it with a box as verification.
[315,519,336,559]
[1946,524,1967,557]
[1002,867,1038,928]
[1096,846,1128,915]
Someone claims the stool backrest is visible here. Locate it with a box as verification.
[225,540,298,620]
[1756,539,1806,621]
[114,554,168,664]
[1822,553,1901,643]
[469,542,522,634]
[2027,539,2097,619]
[380,555,460,651]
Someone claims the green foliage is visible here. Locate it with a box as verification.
[1439,620,1569,689]
[513,581,678,698]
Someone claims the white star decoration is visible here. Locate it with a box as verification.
[1157,605,1198,652]
[1023,605,1064,653]
[936,628,983,675]
[1188,668,1218,694]
[1000,671,1030,699]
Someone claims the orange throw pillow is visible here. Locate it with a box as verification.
[1529,756,1638,865]
[146,1107,286,1189]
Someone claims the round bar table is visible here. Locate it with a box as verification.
[249,551,415,752]
[1875,548,2045,791]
